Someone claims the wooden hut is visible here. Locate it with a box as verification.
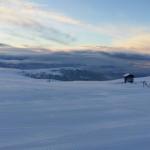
[123,73,134,83]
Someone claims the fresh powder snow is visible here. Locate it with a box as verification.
[0,68,150,150]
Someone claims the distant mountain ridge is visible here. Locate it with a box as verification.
[0,51,149,81]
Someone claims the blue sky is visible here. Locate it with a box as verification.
[38,0,150,23]
[0,0,150,53]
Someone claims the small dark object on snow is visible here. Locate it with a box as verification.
[143,81,150,88]
[123,73,134,83]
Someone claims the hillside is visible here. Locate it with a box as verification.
[0,68,150,150]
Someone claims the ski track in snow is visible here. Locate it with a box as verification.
[0,68,150,150]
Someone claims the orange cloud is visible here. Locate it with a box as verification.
[113,33,150,53]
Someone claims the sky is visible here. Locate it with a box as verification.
[0,0,150,53]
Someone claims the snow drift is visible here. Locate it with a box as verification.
[0,68,150,150]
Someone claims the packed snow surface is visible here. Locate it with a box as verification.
[0,68,150,150]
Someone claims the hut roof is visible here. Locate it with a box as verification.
[123,73,134,78]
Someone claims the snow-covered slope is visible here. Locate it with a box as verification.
[0,68,150,150]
